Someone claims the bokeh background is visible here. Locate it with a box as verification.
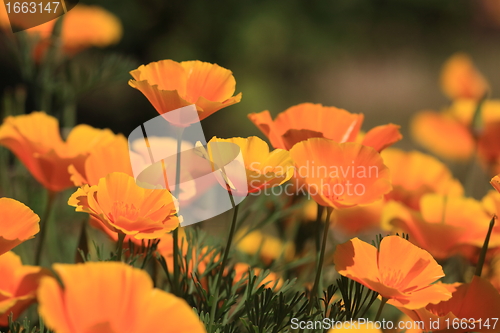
[2,0,500,145]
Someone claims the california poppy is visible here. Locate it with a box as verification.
[129,60,241,126]
[248,103,401,151]
[381,148,464,210]
[440,53,489,101]
[0,112,116,192]
[69,134,133,187]
[384,194,497,260]
[68,172,180,240]
[0,197,40,256]
[37,261,207,333]
[410,110,475,161]
[334,236,452,310]
[398,276,500,332]
[289,138,392,209]
[411,97,500,164]
[206,136,294,196]
[10,4,122,57]
[0,251,50,325]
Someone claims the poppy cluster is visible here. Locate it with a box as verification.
[1,12,500,331]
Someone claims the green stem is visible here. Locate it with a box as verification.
[209,194,238,329]
[115,232,126,262]
[475,216,496,277]
[374,297,388,321]
[35,190,56,266]
[314,203,325,252]
[308,206,333,313]
[172,126,184,295]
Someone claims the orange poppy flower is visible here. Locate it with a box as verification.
[0,112,116,192]
[440,53,489,101]
[206,136,294,196]
[0,251,50,325]
[410,110,475,161]
[334,236,452,310]
[9,4,122,57]
[0,198,40,256]
[398,276,500,332]
[381,148,464,210]
[289,138,392,209]
[69,134,133,187]
[235,228,295,264]
[68,172,180,240]
[129,60,242,126]
[37,261,207,333]
[248,103,402,151]
[384,194,497,260]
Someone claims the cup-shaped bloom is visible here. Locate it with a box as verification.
[410,110,476,161]
[289,138,392,208]
[207,136,294,196]
[248,103,402,151]
[384,194,497,260]
[129,60,241,126]
[68,172,180,240]
[398,276,500,332]
[0,112,116,192]
[0,198,40,256]
[440,53,489,101]
[411,99,500,163]
[381,148,464,210]
[69,134,134,186]
[0,251,50,325]
[11,4,122,56]
[334,236,452,310]
[38,262,206,333]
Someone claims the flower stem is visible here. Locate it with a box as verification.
[172,126,184,295]
[374,297,388,321]
[115,232,126,262]
[209,194,238,329]
[308,205,333,313]
[34,190,56,266]
[476,216,496,277]
[314,203,324,252]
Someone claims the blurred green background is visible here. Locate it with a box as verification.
[2,0,500,145]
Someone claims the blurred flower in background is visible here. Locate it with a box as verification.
[0,112,116,192]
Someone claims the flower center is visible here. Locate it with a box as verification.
[109,201,140,221]
[380,267,405,289]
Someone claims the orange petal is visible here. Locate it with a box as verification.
[378,236,445,289]
[334,237,380,287]
[440,53,489,101]
[411,110,475,161]
[290,139,392,208]
[181,60,238,104]
[362,124,402,152]
[0,198,40,255]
